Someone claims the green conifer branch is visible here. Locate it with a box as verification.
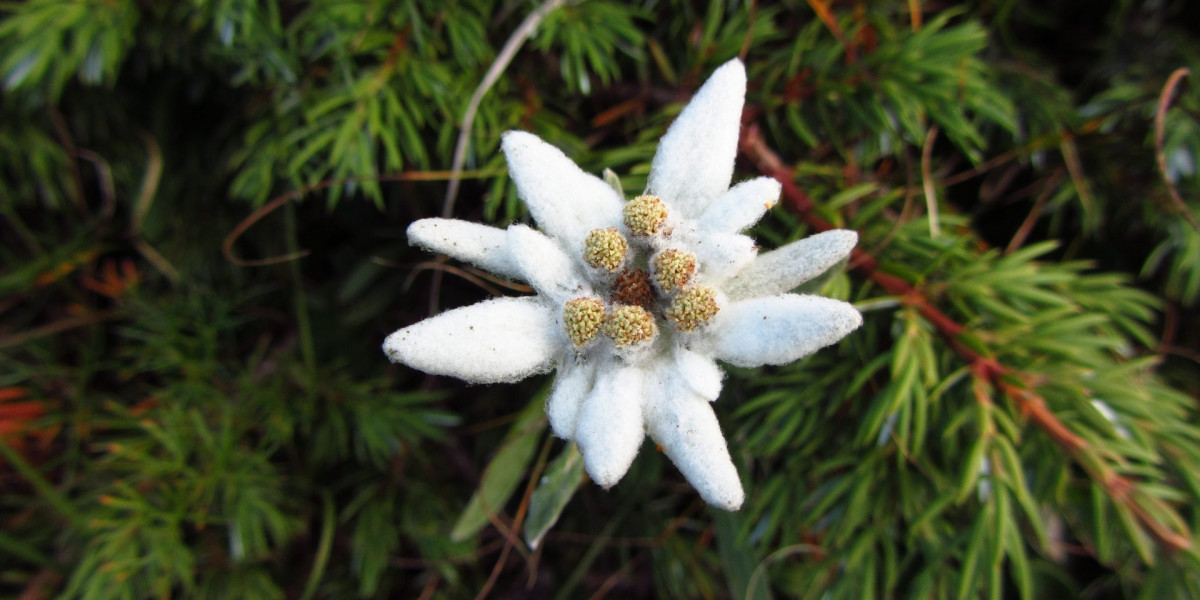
[741,122,1195,555]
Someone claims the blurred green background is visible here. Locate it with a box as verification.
[2,0,1200,598]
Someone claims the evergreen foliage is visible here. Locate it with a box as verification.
[1,0,1199,598]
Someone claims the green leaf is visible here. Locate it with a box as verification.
[956,432,988,503]
[955,509,988,600]
[0,437,82,526]
[993,437,1049,549]
[0,529,51,566]
[713,508,772,600]
[602,167,624,198]
[450,397,546,542]
[1003,501,1033,600]
[1113,494,1155,565]
[523,443,585,550]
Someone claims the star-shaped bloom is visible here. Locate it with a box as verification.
[384,59,861,510]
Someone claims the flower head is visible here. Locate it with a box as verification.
[563,297,605,347]
[652,249,696,292]
[623,195,669,236]
[666,286,720,332]
[582,227,629,272]
[384,59,861,510]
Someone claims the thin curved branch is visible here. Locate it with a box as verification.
[1154,68,1200,233]
[222,170,501,267]
[442,0,569,220]
[920,125,941,238]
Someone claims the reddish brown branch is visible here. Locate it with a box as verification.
[805,0,858,64]
[739,123,1193,553]
[1153,68,1200,234]
[996,382,1085,451]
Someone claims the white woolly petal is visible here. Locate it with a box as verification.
[646,59,746,219]
[681,230,757,285]
[506,224,588,303]
[501,131,625,253]
[697,177,781,233]
[673,347,724,401]
[645,383,743,511]
[711,294,862,367]
[383,297,559,383]
[724,230,858,300]
[575,365,645,488]
[546,359,595,440]
[406,218,520,280]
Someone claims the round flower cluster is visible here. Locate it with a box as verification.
[564,195,721,352]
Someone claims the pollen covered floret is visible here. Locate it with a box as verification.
[602,305,658,347]
[563,297,606,346]
[667,286,720,332]
[623,194,669,236]
[610,268,655,309]
[582,227,628,272]
[652,249,696,292]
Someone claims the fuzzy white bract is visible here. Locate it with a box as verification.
[383,59,862,511]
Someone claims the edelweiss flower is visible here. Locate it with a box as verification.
[384,59,861,511]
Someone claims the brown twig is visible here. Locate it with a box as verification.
[805,0,857,64]
[18,567,60,600]
[132,238,181,284]
[586,554,639,600]
[222,190,312,267]
[473,431,550,600]
[127,132,180,283]
[1058,135,1096,217]
[738,0,758,61]
[1160,344,1200,367]
[0,311,117,350]
[376,255,533,294]
[907,0,922,31]
[221,169,501,267]
[738,123,1194,553]
[49,109,88,218]
[402,260,510,299]
[75,149,116,224]
[1153,68,1200,233]
[416,573,441,600]
[1005,170,1063,254]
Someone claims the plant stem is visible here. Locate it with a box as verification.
[299,491,335,600]
[283,202,316,374]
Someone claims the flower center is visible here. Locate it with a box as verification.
[623,194,668,236]
[610,268,654,309]
[562,198,719,350]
